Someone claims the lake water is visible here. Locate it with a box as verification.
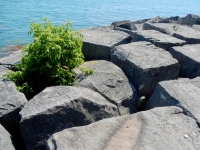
[0,0,200,58]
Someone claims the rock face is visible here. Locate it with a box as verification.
[131,30,186,49]
[169,44,200,78]
[81,26,131,60]
[74,60,138,114]
[111,41,179,98]
[0,124,17,150]
[192,25,200,31]
[46,106,200,150]
[0,80,27,140]
[19,86,119,150]
[0,50,22,65]
[181,14,200,25]
[158,16,182,24]
[145,77,200,126]
[143,23,200,44]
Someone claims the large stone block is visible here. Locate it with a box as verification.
[169,44,200,78]
[74,60,138,114]
[143,23,200,44]
[0,124,17,150]
[0,80,27,139]
[81,26,131,61]
[20,86,119,150]
[46,106,200,150]
[132,30,186,49]
[111,41,179,98]
[145,77,200,126]
[0,50,22,65]
[192,25,200,31]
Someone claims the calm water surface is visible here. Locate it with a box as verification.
[0,0,200,57]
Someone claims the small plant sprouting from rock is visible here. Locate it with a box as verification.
[3,18,85,94]
[80,68,94,76]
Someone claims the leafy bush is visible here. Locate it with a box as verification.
[4,18,85,93]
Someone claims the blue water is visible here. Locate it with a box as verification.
[0,0,200,58]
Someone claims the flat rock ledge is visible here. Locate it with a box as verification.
[81,26,131,61]
[111,41,179,98]
[46,106,200,150]
[19,86,119,150]
[145,77,200,127]
[0,124,17,150]
[169,44,200,78]
[143,23,200,44]
[74,60,138,114]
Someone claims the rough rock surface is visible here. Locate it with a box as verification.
[181,14,200,25]
[81,26,131,60]
[74,60,138,114]
[169,44,200,78]
[132,30,186,49]
[46,106,200,150]
[158,16,182,24]
[20,86,119,150]
[0,50,22,65]
[143,23,200,44]
[0,124,17,150]
[145,78,200,126]
[111,41,179,98]
[192,25,200,31]
[0,80,27,139]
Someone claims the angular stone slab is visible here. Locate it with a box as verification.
[169,44,200,78]
[81,26,131,61]
[20,86,119,150]
[46,106,200,150]
[143,23,200,44]
[192,25,200,31]
[132,30,186,49]
[74,60,138,114]
[0,80,27,139]
[0,124,17,150]
[181,14,200,26]
[145,78,200,126]
[111,41,179,98]
[0,50,22,65]
[158,16,182,24]
[0,65,7,79]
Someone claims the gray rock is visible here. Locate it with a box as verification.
[132,30,186,49]
[146,16,164,23]
[158,16,182,24]
[0,65,7,80]
[143,23,200,44]
[0,80,27,139]
[81,26,131,60]
[169,44,200,78]
[192,25,200,31]
[145,78,200,126]
[111,41,179,98]
[0,124,17,150]
[119,22,137,30]
[20,86,119,150]
[46,106,200,150]
[111,20,130,27]
[177,77,200,88]
[181,14,200,26]
[132,18,150,24]
[74,60,138,114]
[0,50,22,65]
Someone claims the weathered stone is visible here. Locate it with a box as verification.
[143,23,200,44]
[111,20,130,27]
[145,78,200,126]
[20,86,119,150]
[0,80,27,139]
[192,25,200,31]
[0,65,7,79]
[177,77,200,88]
[81,26,131,60]
[0,50,22,65]
[0,124,17,150]
[132,30,186,49]
[169,44,200,78]
[158,16,182,24]
[146,16,164,23]
[46,106,200,150]
[111,41,179,98]
[181,14,200,26]
[119,22,137,30]
[74,60,138,114]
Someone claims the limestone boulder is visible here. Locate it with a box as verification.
[81,26,131,60]
[0,50,22,65]
[158,16,182,24]
[46,106,200,150]
[111,41,179,98]
[192,25,200,31]
[145,77,200,126]
[181,14,200,26]
[0,80,27,140]
[132,30,186,49]
[143,23,200,44]
[20,86,119,150]
[169,44,200,78]
[74,60,138,114]
[0,124,17,150]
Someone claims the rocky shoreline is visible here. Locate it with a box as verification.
[0,14,200,150]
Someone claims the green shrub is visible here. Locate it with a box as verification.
[4,18,85,93]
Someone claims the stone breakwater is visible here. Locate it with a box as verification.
[0,14,200,150]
